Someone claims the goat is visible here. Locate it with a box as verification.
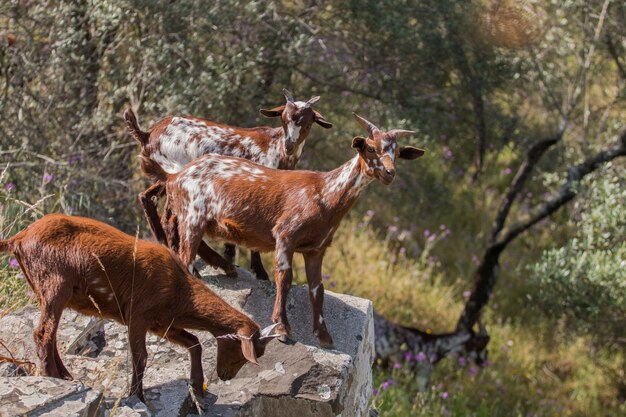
[0,214,279,401]
[141,113,425,348]
[124,89,332,280]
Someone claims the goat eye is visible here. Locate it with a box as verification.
[366,146,375,153]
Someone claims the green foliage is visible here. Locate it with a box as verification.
[527,169,626,350]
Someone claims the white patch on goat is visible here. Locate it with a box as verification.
[294,101,306,108]
[310,283,321,300]
[286,120,301,144]
[319,316,324,325]
[154,117,232,174]
[274,240,291,270]
[294,139,306,159]
[323,156,373,207]
[325,157,359,194]
[276,251,290,270]
[259,141,281,168]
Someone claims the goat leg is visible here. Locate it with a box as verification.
[198,241,237,277]
[223,244,236,264]
[139,183,167,244]
[304,250,334,349]
[271,241,294,340]
[250,251,269,281]
[53,339,72,380]
[35,304,64,378]
[129,324,148,402]
[165,329,204,398]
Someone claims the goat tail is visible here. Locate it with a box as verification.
[0,239,12,253]
[124,107,150,146]
[140,156,171,183]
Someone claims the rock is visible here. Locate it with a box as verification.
[0,376,103,417]
[0,267,374,417]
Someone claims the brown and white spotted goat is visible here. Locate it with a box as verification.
[125,89,332,280]
[141,113,425,348]
[0,214,279,402]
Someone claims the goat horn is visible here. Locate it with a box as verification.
[388,129,416,138]
[305,96,320,107]
[259,323,281,339]
[282,88,294,103]
[352,112,379,136]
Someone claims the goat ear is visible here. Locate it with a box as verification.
[398,146,425,160]
[260,106,285,118]
[352,136,367,152]
[239,337,258,365]
[314,111,333,129]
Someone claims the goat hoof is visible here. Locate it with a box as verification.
[253,269,270,281]
[317,333,335,350]
[224,267,238,278]
[319,340,335,350]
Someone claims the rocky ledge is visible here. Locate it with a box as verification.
[0,267,374,417]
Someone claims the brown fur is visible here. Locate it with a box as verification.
[125,91,332,280]
[147,113,425,348]
[0,214,273,401]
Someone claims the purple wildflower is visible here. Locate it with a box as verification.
[43,173,54,183]
[404,351,413,362]
[392,362,401,369]
[442,392,449,400]
[388,225,398,233]
[442,146,453,160]
[471,255,480,266]
[415,351,427,362]
[457,356,466,367]
[372,388,379,396]
[468,366,478,377]
[9,258,19,268]
[382,379,396,390]
[423,229,431,237]
[322,274,330,281]
[365,209,375,217]
[427,233,436,242]
[329,282,336,289]
[5,182,14,191]
[503,167,512,175]
[68,154,82,164]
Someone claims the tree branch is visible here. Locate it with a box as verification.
[458,129,626,331]
[497,129,626,249]
[375,129,626,377]
[491,125,566,242]
[605,34,626,81]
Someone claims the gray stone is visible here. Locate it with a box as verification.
[0,376,104,417]
[0,267,374,417]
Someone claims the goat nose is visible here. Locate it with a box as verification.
[385,168,396,177]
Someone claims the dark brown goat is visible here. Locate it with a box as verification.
[0,214,278,401]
